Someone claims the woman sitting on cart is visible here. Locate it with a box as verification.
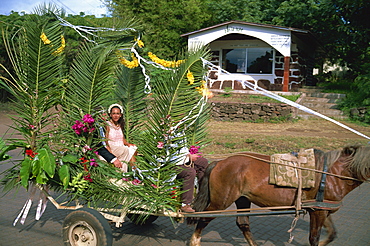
[101,103,137,172]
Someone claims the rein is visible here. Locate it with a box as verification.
[204,153,368,183]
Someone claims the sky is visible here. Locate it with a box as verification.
[0,0,108,16]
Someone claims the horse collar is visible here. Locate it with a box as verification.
[316,155,328,202]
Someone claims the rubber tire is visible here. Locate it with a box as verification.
[62,208,113,246]
[127,212,158,225]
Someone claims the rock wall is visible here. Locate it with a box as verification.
[211,101,294,121]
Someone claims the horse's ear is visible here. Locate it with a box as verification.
[343,145,359,156]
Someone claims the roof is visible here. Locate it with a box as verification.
[181,20,309,37]
[180,20,323,51]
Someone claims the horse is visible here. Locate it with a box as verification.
[188,145,370,246]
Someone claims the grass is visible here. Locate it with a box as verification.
[210,93,301,104]
[202,118,370,159]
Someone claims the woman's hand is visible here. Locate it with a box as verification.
[189,154,200,162]
[113,159,122,168]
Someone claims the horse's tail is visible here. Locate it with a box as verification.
[187,160,218,225]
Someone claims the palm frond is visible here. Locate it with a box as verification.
[0,7,66,149]
[113,65,148,143]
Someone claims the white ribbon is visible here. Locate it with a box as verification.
[13,184,49,225]
[201,58,370,140]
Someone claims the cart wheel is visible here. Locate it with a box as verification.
[127,212,158,225]
[62,208,113,246]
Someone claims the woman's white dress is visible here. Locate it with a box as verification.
[106,121,137,172]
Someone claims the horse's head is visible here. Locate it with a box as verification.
[342,145,370,181]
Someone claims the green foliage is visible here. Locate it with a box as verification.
[114,65,148,144]
[0,6,65,149]
[133,47,211,213]
[0,4,212,216]
[222,87,233,97]
[340,73,370,124]
[19,147,56,188]
[106,0,211,57]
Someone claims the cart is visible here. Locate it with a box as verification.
[38,182,342,246]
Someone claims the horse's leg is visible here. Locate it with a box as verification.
[190,218,214,246]
[235,196,258,246]
[308,210,329,246]
[319,214,337,246]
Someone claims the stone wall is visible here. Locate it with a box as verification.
[211,101,294,121]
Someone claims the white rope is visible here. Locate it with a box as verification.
[56,15,138,44]
[242,81,370,140]
[201,58,370,140]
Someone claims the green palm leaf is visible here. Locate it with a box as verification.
[0,5,65,150]
[113,65,148,143]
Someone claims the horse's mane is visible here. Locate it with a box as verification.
[346,145,370,180]
[323,145,370,181]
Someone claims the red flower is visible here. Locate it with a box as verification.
[83,173,93,182]
[132,178,141,185]
[25,148,37,158]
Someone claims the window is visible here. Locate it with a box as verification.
[222,48,273,74]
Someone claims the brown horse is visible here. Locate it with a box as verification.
[188,145,370,246]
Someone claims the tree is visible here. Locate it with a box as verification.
[105,0,211,57]
[273,0,370,75]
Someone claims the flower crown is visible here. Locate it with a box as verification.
[108,103,123,114]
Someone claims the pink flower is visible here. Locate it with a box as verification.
[89,158,98,167]
[83,114,95,125]
[83,145,91,153]
[122,177,130,182]
[72,120,84,135]
[28,124,36,130]
[189,145,200,155]
[151,184,158,188]
[132,178,141,185]
[157,141,164,148]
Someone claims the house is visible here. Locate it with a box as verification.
[181,21,321,92]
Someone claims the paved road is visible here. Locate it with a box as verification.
[1,150,369,246]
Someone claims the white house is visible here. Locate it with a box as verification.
[181,21,321,92]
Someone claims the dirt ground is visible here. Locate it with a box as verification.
[207,117,370,140]
[1,111,370,139]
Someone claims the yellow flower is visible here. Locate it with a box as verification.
[196,80,213,98]
[40,32,51,45]
[187,70,194,85]
[53,35,66,55]
[148,52,184,68]
[135,38,144,48]
[119,53,139,68]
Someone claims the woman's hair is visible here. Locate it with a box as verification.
[108,104,125,131]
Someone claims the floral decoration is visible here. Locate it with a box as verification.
[53,35,66,55]
[187,70,194,85]
[119,53,139,68]
[72,114,95,135]
[148,52,184,68]
[40,32,51,44]
[135,38,144,48]
[189,145,201,155]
